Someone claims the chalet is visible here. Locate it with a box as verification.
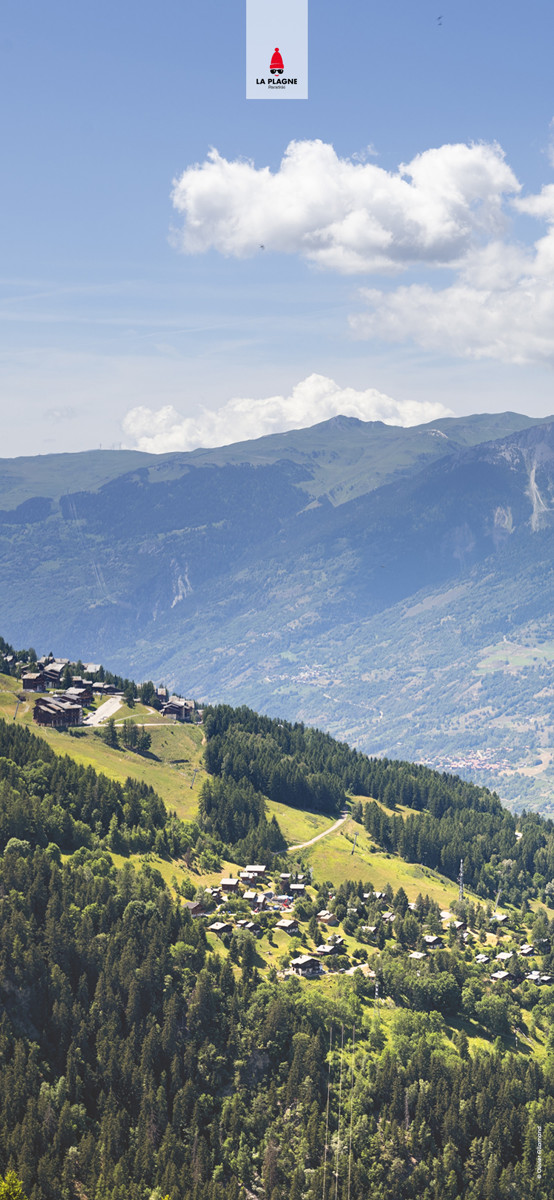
[42,662,66,686]
[220,878,240,893]
[183,900,204,916]
[346,964,376,978]
[317,910,338,926]
[236,919,261,935]
[208,921,232,936]
[92,681,116,695]
[475,954,490,964]
[490,970,511,982]
[492,912,509,925]
[64,685,94,705]
[520,943,535,956]
[22,673,46,692]
[317,937,345,956]
[290,883,306,895]
[161,696,195,722]
[34,696,82,728]
[242,891,266,909]
[245,864,266,878]
[156,686,168,703]
[423,934,443,948]
[276,918,298,934]
[291,955,321,978]
[526,971,552,985]
[409,951,426,960]
[496,950,513,962]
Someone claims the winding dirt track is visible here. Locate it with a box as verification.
[288,813,348,852]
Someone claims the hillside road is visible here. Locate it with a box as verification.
[288,812,348,852]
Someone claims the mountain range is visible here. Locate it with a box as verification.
[2,408,554,812]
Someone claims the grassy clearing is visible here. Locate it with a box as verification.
[303,817,470,909]
[110,702,152,723]
[107,851,243,896]
[266,801,334,845]
[350,793,417,821]
[0,692,206,820]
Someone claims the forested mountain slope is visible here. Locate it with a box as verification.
[2,693,554,1197]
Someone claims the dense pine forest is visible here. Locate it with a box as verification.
[2,683,554,1196]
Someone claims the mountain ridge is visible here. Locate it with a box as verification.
[2,409,554,812]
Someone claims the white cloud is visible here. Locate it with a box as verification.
[171,139,519,274]
[351,192,554,365]
[122,374,452,454]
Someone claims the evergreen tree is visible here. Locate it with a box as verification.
[103,717,119,748]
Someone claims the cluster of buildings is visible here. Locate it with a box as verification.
[21,659,104,727]
[6,652,198,728]
[182,864,367,979]
[421,747,514,776]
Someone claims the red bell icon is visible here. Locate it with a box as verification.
[270,47,284,74]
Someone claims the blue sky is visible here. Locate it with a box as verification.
[2,0,554,455]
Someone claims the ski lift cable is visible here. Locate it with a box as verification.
[334,1024,345,1200]
[322,1026,333,1200]
[347,1024,356,1200]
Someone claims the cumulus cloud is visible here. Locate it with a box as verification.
[122,374,452,454]
[171,139,519,274]
[351,188,554,365]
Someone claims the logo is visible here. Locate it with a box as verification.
[270,47,284,75]
[246,0,307,100]
[255,46,297,89]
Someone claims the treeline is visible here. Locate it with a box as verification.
[198,775,286,865]
[363,797,554,906]
[203,705,349,815]
[0,720,190,860]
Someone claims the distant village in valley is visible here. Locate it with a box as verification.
[0,646,201,729]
